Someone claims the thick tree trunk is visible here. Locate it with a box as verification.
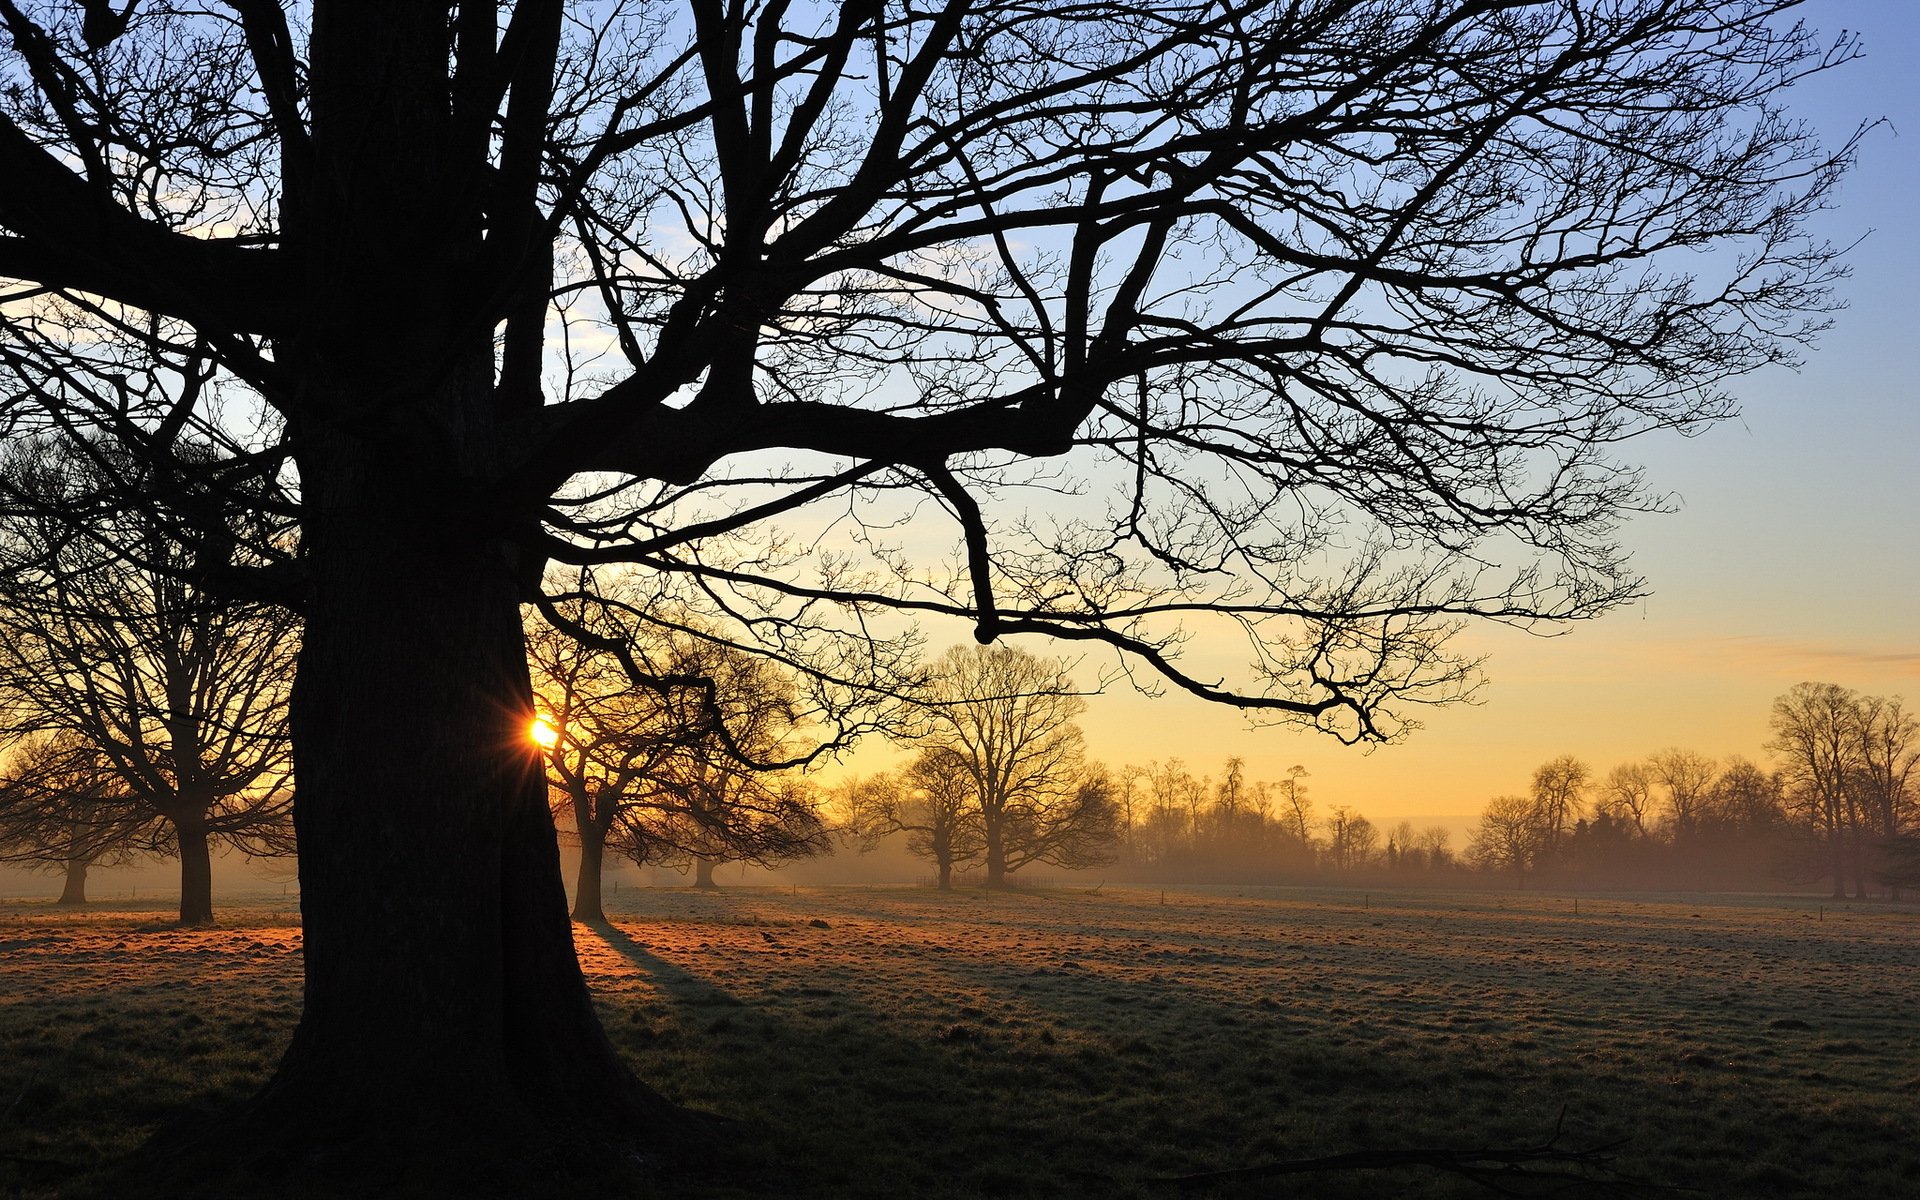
[936,859,951,891]
[693,856,718,889]
[984,811,1006,887]
[176,819,214,926]
[56,858,88,905]
[136,431,693,1196]
[573,825,607,923]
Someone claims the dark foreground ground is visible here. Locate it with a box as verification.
[2,885,1916,1198]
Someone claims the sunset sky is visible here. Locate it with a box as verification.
[1067,0,1920,831]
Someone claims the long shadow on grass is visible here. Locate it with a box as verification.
[582,915,1139,1199]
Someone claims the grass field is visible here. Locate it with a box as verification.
[2,885,1916,1198]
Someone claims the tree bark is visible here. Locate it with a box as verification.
[573,824,606,923]
[56,857,88,905]
[936,859,951,891]
[175,819,214,926]
[693,856,717,889]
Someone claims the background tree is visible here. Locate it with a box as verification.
[0,730,145,904]
[1598,760,1657,840]
[1852,694,1918,899]
[918,644,1116,885]
[1770,682,1866,897]
[0,0,1859,1183]
[1323,805,1380,873]
[531,589,836,916]
[1530,756,1590,866]
[841,747,988,890]
[1651,747,1719,844]
[1469,793,1550,886]
[0,440,294,925]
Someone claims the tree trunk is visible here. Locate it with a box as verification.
[132,427,692,1195]
[983,811,1006,887]
[175,818,215,926]
[936,859,951,891]
[573,822,607,923]
[693,856,717,889]
[56,857,88,906]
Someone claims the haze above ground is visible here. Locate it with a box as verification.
[1060,0,1920,829]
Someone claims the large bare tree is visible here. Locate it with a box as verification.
[0,0,1859,1186]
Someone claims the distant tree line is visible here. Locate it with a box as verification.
[1465,684,1917,896]
[1100,758,1456,883]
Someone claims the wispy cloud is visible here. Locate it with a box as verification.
[1690,636,1920,678]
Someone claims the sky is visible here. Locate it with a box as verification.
[3,1,1913,900]
[1067,0,1920,833]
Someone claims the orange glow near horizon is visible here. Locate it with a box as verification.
[530,716,559,750]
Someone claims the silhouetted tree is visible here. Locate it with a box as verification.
[1651,747,1718,844]
[1324,805,1380,872]
[1530,755,1589,865]
[0,441,294,925]
[1469,793,1550,886]
[0,730,145,903]
[918,645,1117,885]
[1771,682,1867,898]
[1852,695,1918,899]
[841,747,986,890]
[530,592,833,916]
[1598,759,1657,840]
[0,0,1859,1183]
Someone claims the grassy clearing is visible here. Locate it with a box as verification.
[2,886,1916,1198]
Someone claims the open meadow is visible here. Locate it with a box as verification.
[2,885,1916,1198]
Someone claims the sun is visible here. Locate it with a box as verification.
[529,716,559,749]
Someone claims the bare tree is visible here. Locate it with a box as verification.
[1598,760,1657,839]
[1650,747,1719,843]
[1853,695,1918,900]
[1770,682,1865,898]
[1324,805,1380,872]
[1469,793,1550,886]
[0,0,1860,1181]
[1530,756,1590,863]
[1705,757,1786,835]
[917,644,1117,885]
[0,440,294,925]
[841,747,988,890]
[1416,825,1455,872]
[530,592,831,915]
[0,730,146,903]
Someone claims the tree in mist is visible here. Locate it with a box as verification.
[1705,757,1786,836]
[918,644,1117,886]
[0,0,1859,1183]
[841,747,987,890]
[1852,695,1918,900]
[529,592,834,917]
[1598,760,1657,840]
[0,730,144,904]
[1770,682,1870,897]
[1650,747,1718,844]
[0,441,294,925]
[1323,805,1380,872]
[1530,755,1589,865]
[1468,793,1549,886]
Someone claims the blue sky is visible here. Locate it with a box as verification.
[1075,0,1920,829]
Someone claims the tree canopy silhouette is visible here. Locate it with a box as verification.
[0,0,1857,1189]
